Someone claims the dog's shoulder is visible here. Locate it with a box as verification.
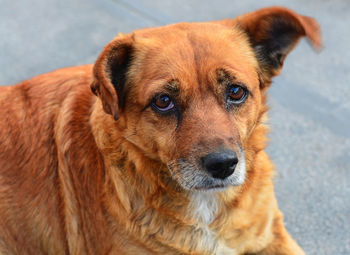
[0,64,95,161]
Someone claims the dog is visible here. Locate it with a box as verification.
[0,6,321,255]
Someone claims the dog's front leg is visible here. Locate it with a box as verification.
[255,212,305,255]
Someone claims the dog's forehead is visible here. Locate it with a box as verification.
[130,23,259,102]
[133,22,256,65]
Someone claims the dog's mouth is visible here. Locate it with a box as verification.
[167,151,246,191]
[193,183,226,192]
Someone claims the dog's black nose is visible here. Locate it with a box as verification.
[201,150,238,179]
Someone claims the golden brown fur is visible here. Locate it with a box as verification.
[0,7,321,255]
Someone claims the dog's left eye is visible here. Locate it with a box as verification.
[227,85,247,105]
[152,94,175,113]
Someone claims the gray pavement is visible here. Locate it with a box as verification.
[0,0,349,254]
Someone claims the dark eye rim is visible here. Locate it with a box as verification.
[226,84,249,106]
[150,93,177,115]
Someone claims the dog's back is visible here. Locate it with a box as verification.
[0,65,105,254]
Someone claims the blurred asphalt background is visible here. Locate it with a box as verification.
[0,0,349,254]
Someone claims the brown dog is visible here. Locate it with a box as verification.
[0,6,321,255]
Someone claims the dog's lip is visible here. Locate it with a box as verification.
[193,183,227,191]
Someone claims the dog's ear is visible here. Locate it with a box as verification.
[218,7,322,80]
[91,35,134,120]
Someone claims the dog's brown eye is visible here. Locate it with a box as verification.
[229,86,244,100]
[152,94,175,112]
[227,85,247,104]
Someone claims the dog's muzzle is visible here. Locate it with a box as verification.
[167,147,246,191]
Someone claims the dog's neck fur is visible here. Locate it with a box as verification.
[89,99,271,254]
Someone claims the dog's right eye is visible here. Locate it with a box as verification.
[151,94,175,113]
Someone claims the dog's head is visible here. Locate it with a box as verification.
[91,7,321,191]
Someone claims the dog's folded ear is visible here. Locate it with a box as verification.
[218,7,322,78]
[91,35,134,120]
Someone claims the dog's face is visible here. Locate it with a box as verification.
[122,24,259,190]
[92,7,321,191]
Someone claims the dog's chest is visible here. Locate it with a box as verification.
[187,192,237,255]
[188,192,219,225]
[127,191,237,254]
[186,225,237,255]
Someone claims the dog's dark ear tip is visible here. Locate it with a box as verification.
[91,85,98,96]
[90,79,101,96]
[113,114,119,121]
